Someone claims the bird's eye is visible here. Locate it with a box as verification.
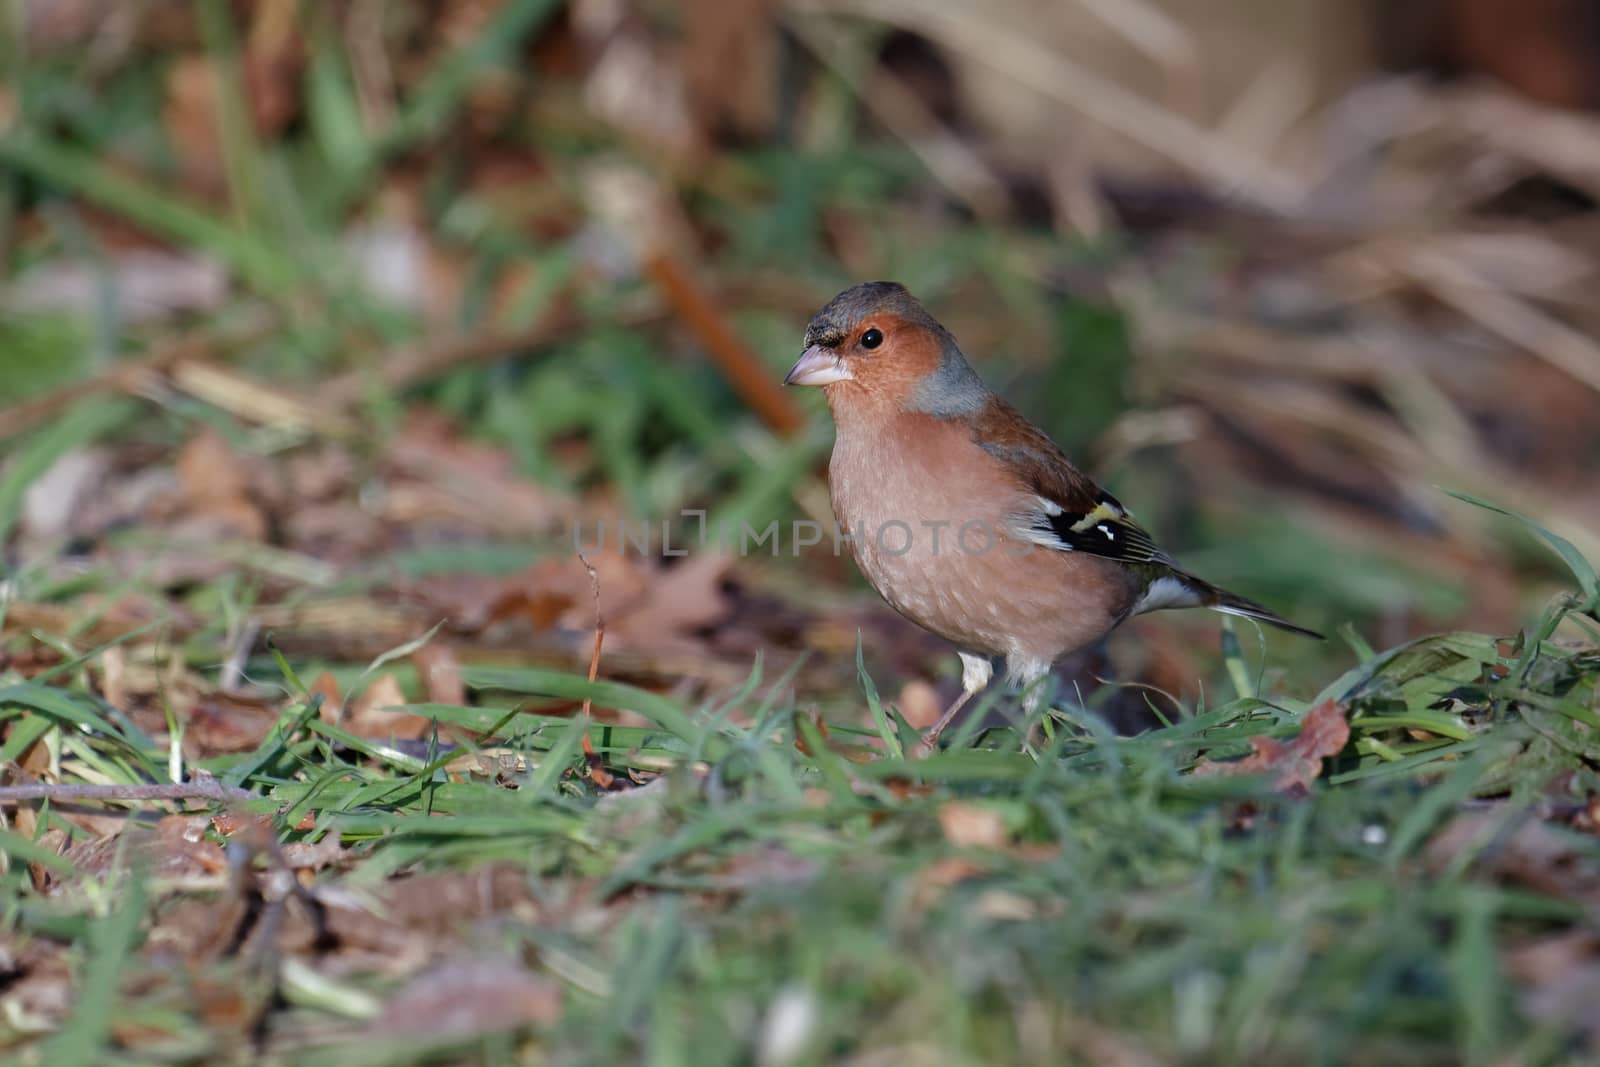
[860,327,884,350]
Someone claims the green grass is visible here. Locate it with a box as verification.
[4,5,1599,1063]
[2,562,1597,1063]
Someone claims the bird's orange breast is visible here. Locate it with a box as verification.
[827,411,1135,664]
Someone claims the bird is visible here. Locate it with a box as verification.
[783,281,1323,747]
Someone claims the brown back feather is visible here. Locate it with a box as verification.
[968,396,1102,511]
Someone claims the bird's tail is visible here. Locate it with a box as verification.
[1142,569,1325,640]
[1203,578,1325,640]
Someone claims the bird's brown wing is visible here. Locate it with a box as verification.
[969,397,1323,639]
[970,397,1172,566]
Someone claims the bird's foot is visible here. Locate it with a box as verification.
[918,688,976,753]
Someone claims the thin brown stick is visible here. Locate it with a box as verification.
[321,305,663,408]
[0,780,256,805]
[643,253,804,437]
[575,552,615,788]
[0,311,275,442]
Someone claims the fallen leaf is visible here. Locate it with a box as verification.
[64,814,226,881]
[896,679,941,730]
[98,644,129,712]
[938,801,1009,850]
[794,713,829,757]
[367,958,561,1040]
[884,778,935,801]
[346,673,429,741]
[186,691,281,755]
[1506,929,1600,987]
[907,855,991,915]
[917,855,989,890]
[165,55,225,187]
[280,832,345,872]
[613,551,732,649]
[310,671,344,722]
[175,427,266,541]
[1192,700,1350,794]
[1506,930,1600,1049]
[714,846,820,891]
[413,642,465,706]
[383,410,566,535]
[1425,810,1600,904]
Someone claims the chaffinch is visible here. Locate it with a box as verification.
[784,281,1322,746]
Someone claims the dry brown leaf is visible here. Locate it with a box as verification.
[309,671,344,722]
[177,427,249,504]
[280,832,346,872]
[186,692,281,755]
[1506,929,1600,987]
[525,548,647,632]
[63,814,226,881]
[25,828,68,892]
[938,801,1009,850]
[164,55,224,186]
[793,713,829,757]
[1424,810,1600,904]
[1192,699,1349,794]
[1506,930,1600,1048]
[715,846,821,891]
[917,855,989,890]
[367,958,561,1041]
[413,642,465,706]
[612,551,732,650]
[896,680,941,730]
[383,410,566,535]
[175,427,267,541]
[346,673,430,741]
[98,644,129,712]
[907,855,991,915]
[285,445,355,502]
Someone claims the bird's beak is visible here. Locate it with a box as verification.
[783,345,852,387]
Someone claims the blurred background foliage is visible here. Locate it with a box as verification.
[7,3,1600,1063]
[2,0,1600,704]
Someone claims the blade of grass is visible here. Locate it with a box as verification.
[0,826,77,876]
[1445,489,1598,612]
[465,667,706,751]
[0,133,297,293]
[527,715,587,797]
[856,636,902,759]
[40,871,147,1063]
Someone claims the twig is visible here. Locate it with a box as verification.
[785,17,1011,221]
[643,253,804,437]
[321,306,662,409]
[798,0,1305,211]
[1403,247,1600,396]
[0,310,275,442]
[0,780,256,805]
[576,552,615,789]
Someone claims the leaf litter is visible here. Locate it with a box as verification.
[5,2,1600,1062]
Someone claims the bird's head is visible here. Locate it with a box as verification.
[784,281,989,417]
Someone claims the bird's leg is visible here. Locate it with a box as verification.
[920,652,993,751]
[1010,661,1054,748]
